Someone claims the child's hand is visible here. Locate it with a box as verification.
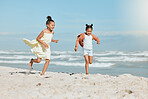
[43,43,49,48]
[97,42,100,45]
[54,40,59,43]
[74,47,78,51]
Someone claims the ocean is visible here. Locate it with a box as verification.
[0,50,148,77]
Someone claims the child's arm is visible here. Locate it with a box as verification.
[51,31,59,43]
[36,30,49,48]
[74,33,85,51]
[51,39,59,43]
[92,34,100,44]
[74,35,80,51]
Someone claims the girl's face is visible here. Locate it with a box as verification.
[47,21,55,30]
[86,28,92,36]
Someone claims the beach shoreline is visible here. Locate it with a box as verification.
[0,50,148,78]
[0,65,148,99]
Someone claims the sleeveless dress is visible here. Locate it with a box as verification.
[83,33,93,50]
[23,33,53,60]
[83,33,93,56]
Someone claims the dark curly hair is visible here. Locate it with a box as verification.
[46,16,54,25]
[85,24,93,30]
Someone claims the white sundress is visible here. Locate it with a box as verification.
[23,33,53,60]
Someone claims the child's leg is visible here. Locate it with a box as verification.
[84,55,89,75]
[88,56,93,64]
[41,59,50,75]
[29,57,41,67]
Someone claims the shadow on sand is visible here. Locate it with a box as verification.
[9,71,41,75]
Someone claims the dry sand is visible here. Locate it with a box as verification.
[0,66,148,99]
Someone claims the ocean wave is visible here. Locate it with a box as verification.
[0,60,114,67]
[95,56,148,62]
[51,55,81,59]
[94,51,148,57]
[0,55,147,62]
[0,50,31,54]
[68,57,83,61]
[52,51,81,55]
[0,55,81,60]
[51,61,115,67]
[0,60,32,64]
[0,50,148,62]
[0,55,35,59]
[1,50,148,57]
[0,50,82,55]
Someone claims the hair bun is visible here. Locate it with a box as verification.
[47,16,52,20]
[85,24,93,30]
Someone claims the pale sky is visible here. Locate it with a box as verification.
[0,0,148,51]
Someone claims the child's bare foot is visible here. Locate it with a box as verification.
[40,73,44,76]
[28,59,34,74]
[29,58,33,68]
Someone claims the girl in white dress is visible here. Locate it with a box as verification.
[23,16,58,75]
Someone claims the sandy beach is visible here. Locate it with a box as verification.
[0,66,148,99]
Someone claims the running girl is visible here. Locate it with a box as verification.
[74,24,100,74]
[23,16,58,75]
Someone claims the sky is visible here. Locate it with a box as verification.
[0,0,148,51]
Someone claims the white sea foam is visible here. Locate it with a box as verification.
[0,60,114,67]
[128,51,148,56]
[51,54,82,60]
[51,55,77,59]
[0,60,31,64]
[0,50,148,63]
[0,55,35,59]
[1,50,148,57]
[0,50,31,54]
[0,60,46,64]
[94,52,116,56]
[94,51,148,57]
[68,57,83,61]
[95,56,148,62]
[50,61,115,67]
[52,51,80,54]
[0,55,148,62]
[0,55,81,60]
